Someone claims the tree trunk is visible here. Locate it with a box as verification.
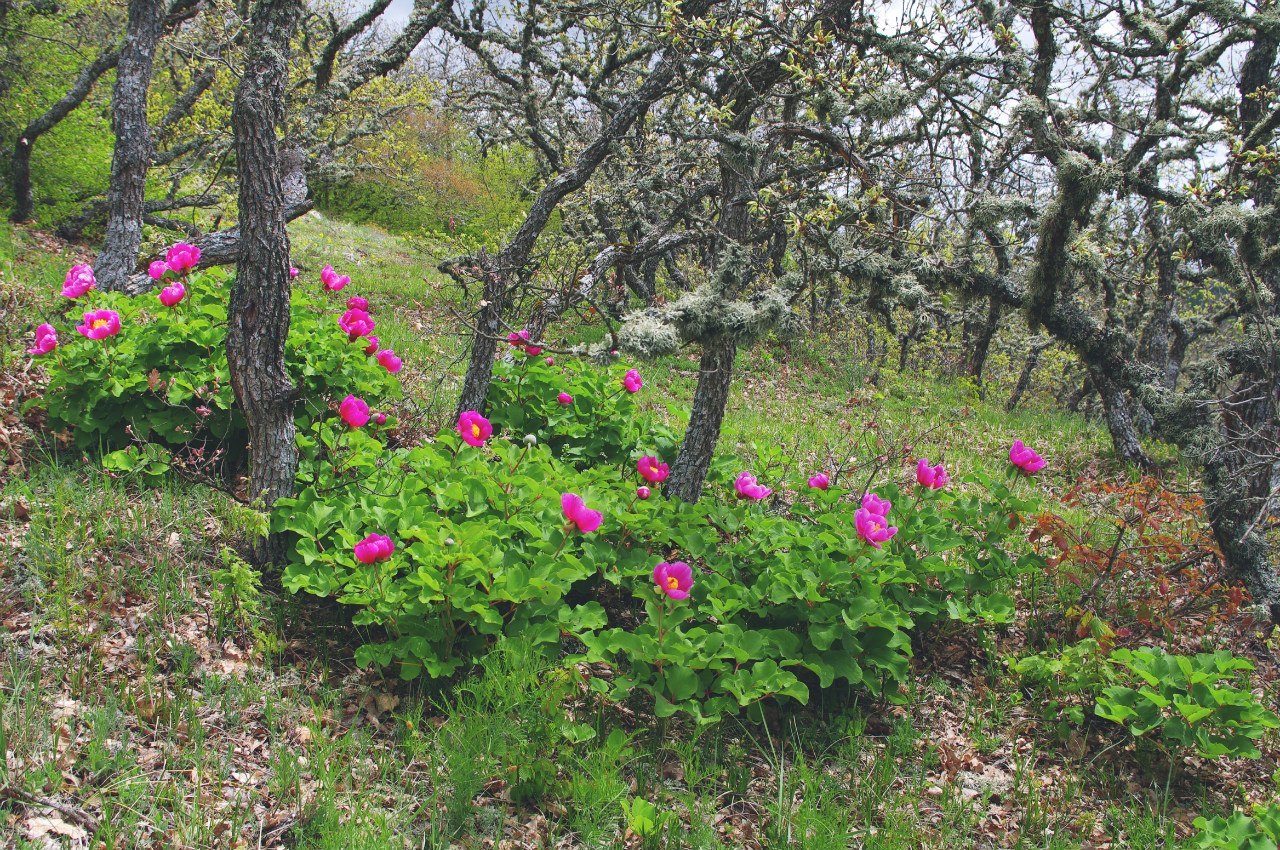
[1203,453,1280,624]
[1091,368,1150,468]
[965,296,1001,383]
[455,254,506,416]
[226,0,302,564]
[1006,339,1048,411]
[95,0,168,291]
[665,336,736,502]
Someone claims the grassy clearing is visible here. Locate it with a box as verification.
[1,220,1276,848]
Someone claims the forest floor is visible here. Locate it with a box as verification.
[1,218,1277,849]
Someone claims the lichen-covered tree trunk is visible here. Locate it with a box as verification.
[95,0,167,290]
[965,296,1001,383]
[1090,368,1150,468]
[665,336,737,502]
[456,255,507,415]
[226,0,302,564]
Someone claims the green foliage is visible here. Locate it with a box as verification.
[276,356,1041,721]
[1011,638,1117,731]
[33,268,400,453]
[1193,803,1280,850]
[1095,648,1279,759]
[211,547,273,649]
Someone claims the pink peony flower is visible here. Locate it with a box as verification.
[374,412,388,425]
[637,455,669,484]
[653,561,693,600]
[524,345,542,356]
[855,507,898,549]
[354,533,394,564]
[545,356,555,366]
[289,266,300,279]
[808,473,830,490]
[457,410,492,447]
[321,264,350,292]
[557,392,573,405]
[148,260,169,280]
[62,264,96,299]
[338,308,375,340]
[861,492,891,517]
[28,323,57,356]
[376,349,402,373]
[76,309,120,340]
[623,369,643,393]
[364,335,379,355]
[561,492,603,533]
[916,458,949,489]
[158,281,186,307]
[339,394,370,428]
[637,486,652,500]
[165,242,201,275]
[1009,440,1046,475]
[734,471,772,501]
[507,329,530,346]
[346,296,369,311]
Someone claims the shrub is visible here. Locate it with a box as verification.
[1193,803,1280,850]
[276,359,1043,720]
[1094,647,1278,759]
[32,264,400,458]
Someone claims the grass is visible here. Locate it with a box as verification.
[1,219,1276,847]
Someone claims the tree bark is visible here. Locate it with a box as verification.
[95,0,168,291]
[1006,339,1049,411]
[965,295,1001,383]
[1090,368,1150,468]
[665,336,736,502]
[226,0,302,564]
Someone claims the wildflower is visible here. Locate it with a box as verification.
[364,335,379,355]
[623,368,643,393]
[855,507,898,549]
[321,265,350,292]
[376,349,402,373]
[637,455,669,484]
[561,492,602,533]
[148,261,168,280]
[861,492,891,516]
[347,296,369,311]
[338,308,375,340]
[76,309,120,340]
[808,473,830,490]
[374,413,388,426]
[62,264,96,299]
[637,486,652,500]
[557,392,573,405]
[354,533,394,564]
[1009,440,1046,475]
[507,329,530,346]
[734,471,771,501]
[28,323,57,356]
[457,410,492,447]
[545,356,555,366]
[158,281,186,307]
[525,345,542,356]
[916,458,949,489]
[339,394,370,428]
[653,561,693,600]
[165,243,201,275]
[289,266,300,279]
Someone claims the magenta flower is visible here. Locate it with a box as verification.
[158,281,186,307]
[321,264,350,292]
[339,394,370,428]
[364,335,379,355]
[377,349,403,373]
[1009,440,1046,475]
[338,308,375,340]
[653,561,693,600]
[861,492,891,517]
[623,369,643,393]
[28,323,57,356]
[557,392,573,405]
[637,455,669,484]
[734,471,772,501]
[347,296,369,311]
[561,492,603,533]
[808,473,830,490]
[916,458,949,489]
[457,410,492,447]
[374,412,388,425]
[525,345,543,357]
[165,242,201,275]
[855,507,898,549]
[148,260,169,281]
[289,266,300,279]
[637,486,652,500]
[76,309,120,340]
[545,356,555,366]
[62,264,96,299]
[507,329,530,346]
[354,533,394,564]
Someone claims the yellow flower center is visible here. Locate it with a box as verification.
[471,424,481,437]
[667,576,679,590]
[91,318,109,330]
